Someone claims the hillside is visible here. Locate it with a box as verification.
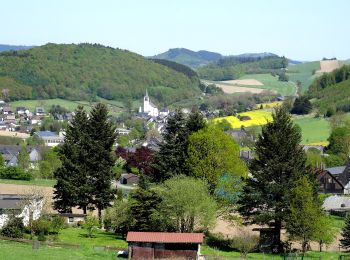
[151,48,223,68]
[287,61,320,92]
[0,44,34,52]
[308,65,350,113]
[0,44,201,105]
[198,54,287,81]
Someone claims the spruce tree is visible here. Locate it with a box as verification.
[86,103,117,221]
[238,107,309,252]
[153,109,206,181]
[340,215,350,250]
[53,106,89,213]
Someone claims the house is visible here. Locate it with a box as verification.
[59,213,86,225]
[120,173,139,186]
[139,90,159,117]
[4,114,16,124]
[34,131,65,147]
[16,107,27,115]
[0,145,42,167]
[126,232,204,260]
[2,107,13,115]
[159,108,170,117]
[316,168,344,194]
[35,107,45,116]
[0,194,43,228]
[116,128,131,135]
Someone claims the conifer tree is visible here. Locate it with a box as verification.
[238,107,310,252]
[17,145,30,170]
[86,103,117,221]
[153,109,206,181]
[340,215,350,250]
[53,106,89,213]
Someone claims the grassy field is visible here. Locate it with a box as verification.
[57,227,127,249]
[287,61,320,93]
[239,74,296,96]
[8,98,138,115]
[0,178,56,187]
[0,240,119,260]
[293,116,330,145]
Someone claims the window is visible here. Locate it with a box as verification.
[68,217,74,223]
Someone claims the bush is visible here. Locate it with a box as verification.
[205,232,233,251]
[0,166,32,180]
[231,231,259,258]
[32,217,50,239]
[83,215,99,238]
[0,217,25,238]
[49,215,65,234]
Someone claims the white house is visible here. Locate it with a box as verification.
[0,194,43,228]
[34,131,65,147]
[138,90,159,117]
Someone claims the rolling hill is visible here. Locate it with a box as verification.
[0,43,201,105]
[151,48,223,68]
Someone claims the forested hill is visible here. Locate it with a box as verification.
[151,48,223,68]
[308,65,350,113]
[0,43,201,105]
[197,54,287,81]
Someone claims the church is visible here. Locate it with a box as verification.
[138,90,159,117]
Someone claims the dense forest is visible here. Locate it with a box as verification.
[197,55,287,81]
[308,65,350,113]
[0,43,201,104]
[151,48,222,68]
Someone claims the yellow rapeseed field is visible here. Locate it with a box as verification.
[214,110,273,128]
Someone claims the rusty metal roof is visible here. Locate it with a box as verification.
[126,232,204,244]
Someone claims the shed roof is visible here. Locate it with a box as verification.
[126,232,204,244]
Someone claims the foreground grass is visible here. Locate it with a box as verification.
[0,178,56,187]
[58,227,128,248]
[202,245,347,259]
[0,240,118,260]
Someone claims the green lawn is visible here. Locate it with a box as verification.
[239,74,296,96]
[57,227,128,249]
[0,240,118,260]
[293,116,331,145]
[202,245,347,259]
[0,178,56,187]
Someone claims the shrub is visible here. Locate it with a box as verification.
[32,217,50,239]
[205,232,233,251]
[83,215,99,238]
[0,166,32,180]
[49,215,65,234]
[231,230,259,258]
[0,217,25,238]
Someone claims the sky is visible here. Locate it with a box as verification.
[1,0,349,60]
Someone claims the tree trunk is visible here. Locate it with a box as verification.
[273,219,282,252]
[83,206,87,215]
[98,207,102,225]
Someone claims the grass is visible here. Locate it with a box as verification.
[239,74,296,96]
[287,61,320,92]
[57,227,128,249]
[202,245,347,259]
[0,178,56,187]
[0,240,118,260]
[293,116,330,145]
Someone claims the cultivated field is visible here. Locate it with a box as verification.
[317,59,340,73]
[214,110,273,128]
[287,61,320,92]
[215,83,268,94]
[220,79,264,86]
[0,130,29,139]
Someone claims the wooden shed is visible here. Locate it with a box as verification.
[126,231,204,260]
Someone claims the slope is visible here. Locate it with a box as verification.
[0,43,200,105]
[151,48,222,68]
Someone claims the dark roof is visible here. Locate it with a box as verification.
[3,107,13,112]
[0,195,25,210]
[123,173,139,180]
[35,131,58,137]
[16,107,26,111]
[337,159,350,186]
[326,166,346,176]
[126,232,204,244]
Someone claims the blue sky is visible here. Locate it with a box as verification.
[1,0,349,60]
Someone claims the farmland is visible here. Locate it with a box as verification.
[287,61,320,92]
[215,110,331,145]
[208,73,296,96]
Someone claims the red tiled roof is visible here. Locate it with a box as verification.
[126,232,204,244]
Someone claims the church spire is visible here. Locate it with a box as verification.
[145,89,149,97]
